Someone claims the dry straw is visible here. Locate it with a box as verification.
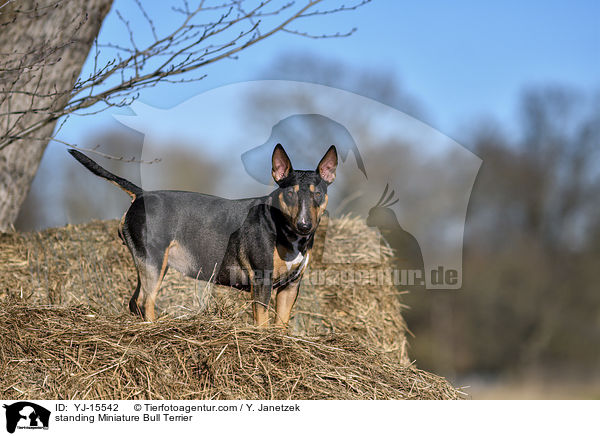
[0,216,462,400]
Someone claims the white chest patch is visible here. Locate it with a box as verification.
[285,251,309,271]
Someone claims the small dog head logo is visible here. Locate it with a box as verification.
[3,402,50,434]
[241,113,365,186]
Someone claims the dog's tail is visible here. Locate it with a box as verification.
[68,149,143,199]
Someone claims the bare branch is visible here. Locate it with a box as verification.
[40,136,162,164]
[0,0,370,151]
[298,0,372,17]
[133,0,158,41]
[282,27,357,39]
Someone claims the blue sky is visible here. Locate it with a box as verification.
[21,0,599,229]
[64,0,599,143]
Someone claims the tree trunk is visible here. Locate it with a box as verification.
[0,0,113,231]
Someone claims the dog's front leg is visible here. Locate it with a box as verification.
[250,272,272,327]
[275,277,301,328]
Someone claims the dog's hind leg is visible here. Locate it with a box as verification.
[129,272,144,318]
[130,242,174,321]
[129,262,163,321]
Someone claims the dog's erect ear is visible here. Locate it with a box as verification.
[316,145,338,184]
[272,144,293,184]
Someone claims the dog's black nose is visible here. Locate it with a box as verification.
[296,220,312,233]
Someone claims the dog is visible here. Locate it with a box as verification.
[68,144,337,327]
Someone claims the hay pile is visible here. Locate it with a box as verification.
[0,303,460,400]
[295,215,410,363]
[0,216,462,399]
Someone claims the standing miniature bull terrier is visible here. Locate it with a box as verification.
[69,144,337,327]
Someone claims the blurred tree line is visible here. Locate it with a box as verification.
[445,86,600,379]
[16,54,600,387]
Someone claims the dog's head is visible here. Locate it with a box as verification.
[271,144,337,235]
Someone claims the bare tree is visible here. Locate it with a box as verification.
[0,0,370,231]
[1,0,113,230]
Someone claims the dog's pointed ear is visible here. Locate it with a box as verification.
[316,145,338,184]
[272,144,293,184]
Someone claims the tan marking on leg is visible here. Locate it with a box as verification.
[240,257,269,327]
[134,262,155,318]
[254,302,270,328]
[144,241,175,321]
[248,270,270,327]
[131,272,143,316]
[275,279,301,328]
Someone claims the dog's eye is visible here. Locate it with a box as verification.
[285,190,295,201]
[314,191,322,202]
